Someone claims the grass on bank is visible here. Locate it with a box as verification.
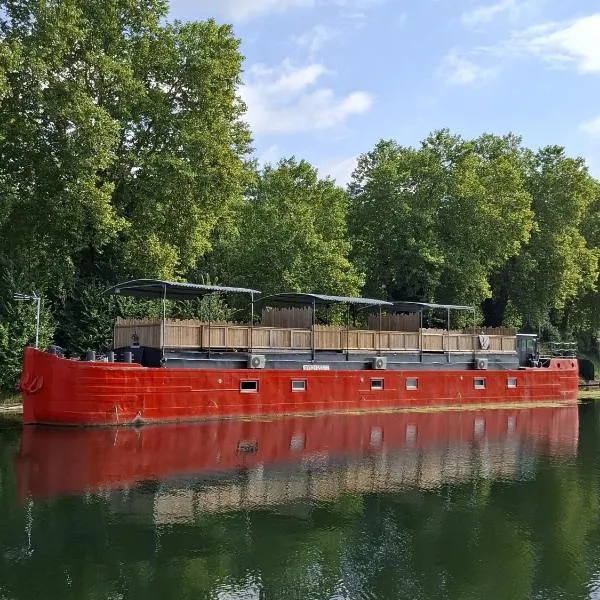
[0,392,21,407]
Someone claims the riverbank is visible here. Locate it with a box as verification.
[0,394,23,426]
[578,388,600,400]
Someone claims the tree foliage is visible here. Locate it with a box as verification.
[0,0,251,287]
[349,131,533,306]
[504,147,599,328]
[225,158,363,296]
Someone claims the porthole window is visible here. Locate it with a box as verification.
[474,377,486,390]
[291,380,307,392]
[507,377,517,389]
[371,378,384,390]
[240,380,259,393]
[406,378,418,391]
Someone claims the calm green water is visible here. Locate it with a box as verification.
[1,403,600,600]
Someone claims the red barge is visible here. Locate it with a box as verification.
[19,279,579,426]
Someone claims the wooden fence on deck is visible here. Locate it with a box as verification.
[114,318,515,354]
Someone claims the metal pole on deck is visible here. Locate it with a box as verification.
[250,292,254,353]
[346,304,350,361]
[34,295,40,349]
[447,307,450,363]
[311,298,316,361]
[208,294,212,359]
[473,308,476,359]
[13,292,41,349]
[162,284,167,363]
[378,306,382,356]
[420,310,423,363]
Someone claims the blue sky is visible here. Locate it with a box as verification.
[168,0,600,185]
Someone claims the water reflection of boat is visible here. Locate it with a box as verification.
[17,405,578,514]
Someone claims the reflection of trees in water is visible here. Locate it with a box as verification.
[1,410,600,600]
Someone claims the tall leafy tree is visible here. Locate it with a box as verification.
[0,0,252,287]
[227,158,363,296]
[349,131,533,307]
[348,139,445,301]
[499,147,599,329]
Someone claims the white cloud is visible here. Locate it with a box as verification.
[507,14,600,73]
[242,61,373,134]
[462,0,519,27]
[439,49,497,85]
[293,24,340,56]
[318,156,358,186]
[444,13,600,82]
[191,0,384,22]
[580,116,600,140]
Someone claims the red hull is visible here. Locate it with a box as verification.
[20,347,579,426]
[17,405,578,501]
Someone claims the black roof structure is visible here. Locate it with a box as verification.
[391,301,473,313]
[255,292,393,308]
[105,279,260,301]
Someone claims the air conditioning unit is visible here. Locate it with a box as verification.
[248,354,266,369]
[372,356,387,370]
[475,357,489,370]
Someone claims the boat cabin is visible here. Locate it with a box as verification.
[106,279,519,372]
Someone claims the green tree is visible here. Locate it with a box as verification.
[0,0,251,287]
[349,131,533,307]
[226,158,363,296]
[348,139,445,301]
[498,147,599,330]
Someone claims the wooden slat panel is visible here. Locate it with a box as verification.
[114,317,516,353]
[422,333,444,351]
[114,319,161,349]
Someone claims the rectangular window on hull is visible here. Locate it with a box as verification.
[507,377,517,389]
[371,378,384,390]
[474,378,486,390]
[291,380,307,392]
[406,378,418,391]
[240,380,259,393]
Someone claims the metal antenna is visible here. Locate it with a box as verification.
[13,292,41,348]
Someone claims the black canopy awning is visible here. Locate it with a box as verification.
[105,279,260,301]
[391,301,473,313]
[255,292,393,308]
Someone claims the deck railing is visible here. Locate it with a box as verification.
[114,318,516,354]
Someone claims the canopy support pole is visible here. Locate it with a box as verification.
[473,308,476,359]
[378,306,382,356]
[420,311,423,363]
[250,292,254,353]
[447,307,451,363]
[161,284,167,364]
[346,304,350,361]
[208,295,212,359]
[311,298,316,361]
